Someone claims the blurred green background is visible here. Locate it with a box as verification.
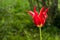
[0,0,60,40]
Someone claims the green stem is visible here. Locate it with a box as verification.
[39,27,42,40]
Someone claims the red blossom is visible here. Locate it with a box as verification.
[28,6,49,27]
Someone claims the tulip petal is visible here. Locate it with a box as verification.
[39,6,45,16]
[34,6,36,12]
[39,15,45,25]
[28,11,35,17]
[34,6,38,15]
[43,12,48,19]
[45,8,49,13]
[43,8,49,19]
[33,15,41,25]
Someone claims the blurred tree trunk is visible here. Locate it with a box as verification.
[48,0,58,25]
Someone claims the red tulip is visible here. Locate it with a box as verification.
[28,7,49,27]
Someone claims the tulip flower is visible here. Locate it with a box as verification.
[28,6,49,27]
[28,6,49,40]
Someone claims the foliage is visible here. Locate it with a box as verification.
[0,0,60,40]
